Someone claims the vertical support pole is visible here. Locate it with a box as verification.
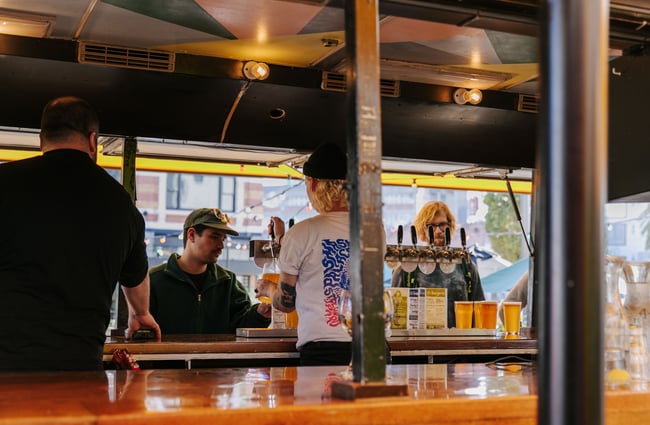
[527,177,536,330]
[537,1,609,424]
[117,136,138,332]
[344,0,385,382]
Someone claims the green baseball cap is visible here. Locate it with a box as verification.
[183,208,239,236]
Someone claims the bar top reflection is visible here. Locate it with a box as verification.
[0,363,647,425]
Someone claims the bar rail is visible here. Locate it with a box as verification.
[102,333,537,364]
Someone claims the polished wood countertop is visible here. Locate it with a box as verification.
[0,363,647,425]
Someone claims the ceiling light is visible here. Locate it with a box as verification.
[453,88,483,105]
[242,61,270,81]
[0,9,54,38]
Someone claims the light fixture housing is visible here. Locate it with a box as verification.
[453,88,483,105]
[242,61,270,81]
[0,9,54,38]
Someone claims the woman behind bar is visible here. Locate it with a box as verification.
[255,143,352,366]
[391,201,485,327]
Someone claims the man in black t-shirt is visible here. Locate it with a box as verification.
[0,96,160,371]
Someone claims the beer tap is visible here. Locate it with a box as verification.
[459,227,473,296]
[401,225,419,273]
[439,227,455,273]
[454,227,469,262]
[418,225,436,274]
[385,225,403,270]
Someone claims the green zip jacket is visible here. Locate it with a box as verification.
[149,254,270,334]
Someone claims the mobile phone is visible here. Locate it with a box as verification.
[131,329,156,340]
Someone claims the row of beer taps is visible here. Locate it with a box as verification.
[384,224,471,274]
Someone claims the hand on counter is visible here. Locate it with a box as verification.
[125,312,162,341]
[256,302,272,318]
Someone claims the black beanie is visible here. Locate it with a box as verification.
[302,143,347,179]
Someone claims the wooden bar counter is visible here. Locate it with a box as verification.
[1,363,648,425]
[104,334,300,363]
[103,332,537,367]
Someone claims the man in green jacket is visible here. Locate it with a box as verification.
[149,208,271,333]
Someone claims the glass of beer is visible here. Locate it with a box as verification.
[259,259,280,304]
[479,300,498,330]
[503,301,522,335]
[285,310,299,329]
[454,301,473,329]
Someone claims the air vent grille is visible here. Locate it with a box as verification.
[78,42,175,72]
[321,72,400,97]
[518,94,540,113]
[322,72,347,92]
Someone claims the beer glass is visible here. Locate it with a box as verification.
[338,289,353,378]
[454,301,473,329]
[285,309,299,329]
[338,289,394,378]
[622,261,650,329]
[503,301,522,335]
[383,289,394,337]
[259,259,280,304]
[479,300,498,330]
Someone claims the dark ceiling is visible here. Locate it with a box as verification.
[0,0,649,200]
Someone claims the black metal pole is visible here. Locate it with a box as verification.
[345,0,386,382]
[116,136,138,333]
[537,1,609,424]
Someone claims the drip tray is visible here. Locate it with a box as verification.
[237,328,297,338]
[390,329,496,337]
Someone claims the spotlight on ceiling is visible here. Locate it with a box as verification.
[453,88,483,105]
[242,61,270,81]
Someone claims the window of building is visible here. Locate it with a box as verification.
[220,176,235,212]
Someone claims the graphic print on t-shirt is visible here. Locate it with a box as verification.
[322,238,350,327]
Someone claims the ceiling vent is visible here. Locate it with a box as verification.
[78,41,175,72]
[321,72,400,98]
[518,94,540,113]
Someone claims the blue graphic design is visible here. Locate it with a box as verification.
[322,239,349,326]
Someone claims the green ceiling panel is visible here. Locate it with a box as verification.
[103,0,235,39]
[486,31,538,64]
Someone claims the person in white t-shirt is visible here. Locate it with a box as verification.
[255,143,352,366]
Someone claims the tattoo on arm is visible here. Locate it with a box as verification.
[279,281,296,309]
